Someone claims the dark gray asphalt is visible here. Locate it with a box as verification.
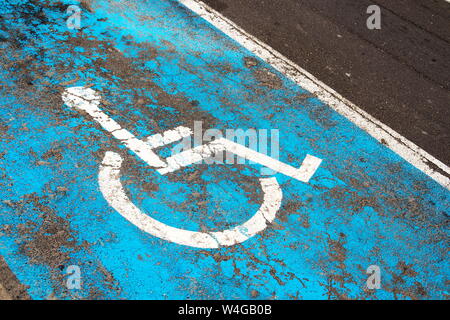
[203,0,450,164]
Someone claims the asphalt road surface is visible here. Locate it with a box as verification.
[204,0,450,164]
[0,0,449,300]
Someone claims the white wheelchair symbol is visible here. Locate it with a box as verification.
[62,87,322,248]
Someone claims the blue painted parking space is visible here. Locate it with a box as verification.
[0,0,448,299]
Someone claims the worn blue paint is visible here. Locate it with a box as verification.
[0,0,448,299]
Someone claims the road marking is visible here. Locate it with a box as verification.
[63,86,322,183]
[178,0,450,190]
[63,87,320,247]
[99,151,283,248]
[158,138,322,183]
[145,126,193,149]
[62,87,167,168]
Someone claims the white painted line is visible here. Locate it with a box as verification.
[63,88,290,248]
[63,87,322,183]
[179,0,450,190]
[157,139,225,175]
[99,151,283,248]
[219,139,322,183]
[144,126,193,149]
[62,87,167,168]
[158,138,322,183]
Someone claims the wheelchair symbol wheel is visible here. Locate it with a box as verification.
[99,151,283,249]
